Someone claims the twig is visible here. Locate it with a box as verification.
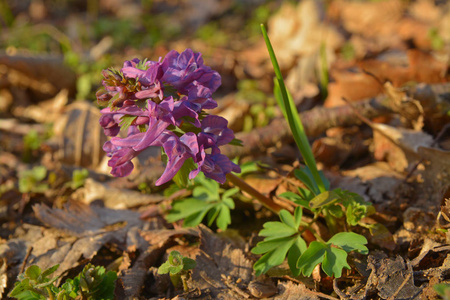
[19,246,33,274]
[226,173,284,213]
[333,278,350,299]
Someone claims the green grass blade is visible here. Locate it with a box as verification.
[261,24,326,193]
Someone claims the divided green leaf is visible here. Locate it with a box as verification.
[166,174,238,230]
[297,232,368,278]
[252,208,306,276]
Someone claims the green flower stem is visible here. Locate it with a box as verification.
[226,173,284,213]
[260,24,326,193]
[169,273,181,290]
[45,286,55,300]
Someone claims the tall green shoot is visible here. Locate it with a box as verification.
[260,24,326,193]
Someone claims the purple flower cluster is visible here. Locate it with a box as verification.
[97,49,240,185]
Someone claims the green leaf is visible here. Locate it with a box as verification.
[158,261,172,275]
[207,206,220,227]
[309,191,339,209]
[182,257,197,271]
[279,209,297,229]
[222,197,235,209]
[322,247,350,278]
[287,236,307,276]
[166,198,211,223]
[222,187,239,201]
[297,241,327,277]
[294,168,319,196]
[253,237,297,276]
[193,186,219,202]
[25,265,42,281]
[32,166,47,181]
[118,115,137,133]
[40,264,59,279]
[183,206,212,227]
[293,206,303,228]
[169,265,184,275]
[9,280,32,298]
[327,232,368,255]
[9,289,44,300]
[252,236,297,255]
[297,187,315,203]
[216,204,231,231]
[279,191,306,206]
[172,157,197,187]
[434,283,450,298]
[259,222,298,239]
[262,23,326,193]
[229,138,243,146]
[91,271,117,300]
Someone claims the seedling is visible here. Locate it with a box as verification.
[65,168,89,190]
[158,250,196,292]
[18,166,49,194]
[9,263,117,300]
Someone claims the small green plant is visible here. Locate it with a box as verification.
[18,166,49,194]
[428,27,444,51]
[9,263,117,300]
[251,25,371,278]
[166,173,239,231]
[71,263,117,300]
[65,169,89,190]
[252,207,307,276]
[435,283,450,300]
[158,250,196,292]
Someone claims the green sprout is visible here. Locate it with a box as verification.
[18,166,49,194]
[65,169,89,190]
[9,263,116,300]
[158,251,196,292]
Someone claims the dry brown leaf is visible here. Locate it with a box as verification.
[325,68,384,107]
[275,281,319,300]
[27,201,151,277]
[190,225,254,299]
[268,0,343,93]
[415,147,450,209]
[384,82,425,130]
[372,123,433,172]
[74,178,164,209]
[33,201,145,236]
[368,255,422,299]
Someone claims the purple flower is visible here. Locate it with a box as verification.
[99,114,121,137]
[97,49,240,185]
[187,81,217,111]
[198,115,235,148]
[155,132,199,186]
[161,49,221,94]
[201,154,240,184]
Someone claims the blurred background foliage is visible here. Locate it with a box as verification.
[0,0,282,101]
